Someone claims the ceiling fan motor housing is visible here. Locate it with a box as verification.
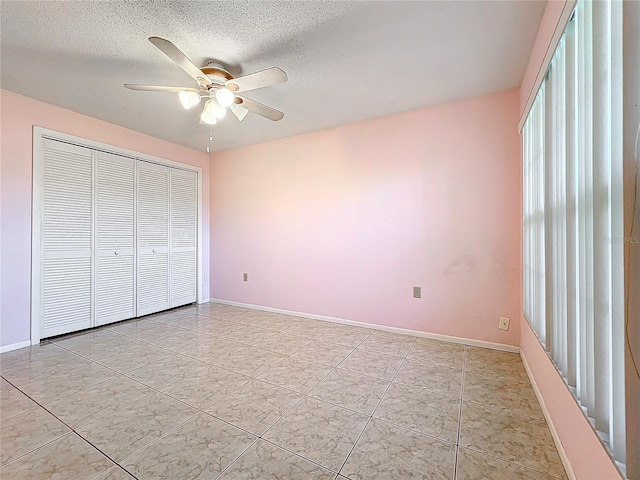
[201,61,233,87]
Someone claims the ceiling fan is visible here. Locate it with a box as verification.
[124,37,287,126]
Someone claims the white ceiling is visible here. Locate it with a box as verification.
[1,1,545,153]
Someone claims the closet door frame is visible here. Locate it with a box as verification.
[31,127,205,345]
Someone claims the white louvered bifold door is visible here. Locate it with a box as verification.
[136,161,170,316]
[41,140,93,337]
[95,152,136,326]
[169,169,197,307]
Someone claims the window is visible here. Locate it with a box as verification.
[522,0,625,473]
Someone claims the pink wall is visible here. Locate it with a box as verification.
[518,1,624,478]
[520,322,622,480]
[210,89,521,346]
[0,89,210,348]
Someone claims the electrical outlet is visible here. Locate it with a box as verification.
[413,286,421,299]
[243,273,248,282]
[499,317,510,331]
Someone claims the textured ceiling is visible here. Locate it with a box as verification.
[1,1,545,152]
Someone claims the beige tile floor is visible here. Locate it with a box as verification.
[0,303,567,479]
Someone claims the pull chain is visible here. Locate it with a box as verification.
[206,125,213,152]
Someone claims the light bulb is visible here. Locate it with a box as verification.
[200,100,218,125]
[215,87,235,107]
[209,100,226,119]
[179,90,200,110]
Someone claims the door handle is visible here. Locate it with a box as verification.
[115,251,119,255]
[152,249,157,253]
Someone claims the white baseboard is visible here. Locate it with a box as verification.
[209,298,519,353]
[0,340,32,354]
[197,298,210,305]
[520,350,576,480]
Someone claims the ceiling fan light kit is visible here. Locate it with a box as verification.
[124,36,288,149]
[200,100,218,125]
[206,99,227,119]
[178,90,201,110]
[215,87,235,107]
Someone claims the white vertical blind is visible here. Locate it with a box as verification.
[565,17,577,389]
[522,0,625,471]
[544,74,555,353]
[556,41,568,377]
[608,0,625,462]
[524,87,547,347]
[591,0,612,435]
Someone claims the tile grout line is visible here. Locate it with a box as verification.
[457,445,568,480]
[0,376,142,480]
[234,334,415,475]
[1,348,99,385]
[288,354,463,445]
[0,344,69,373]
[100,363,317,477]
[333,337,416,477]
[452,350,564,480]
[210,324,347,477]
[258,362,337,440]
[107,409,203,467]
[232,436,341,478]
[3,340,269,477]
[0,430,138,480]
[0,427,71,469]
[87,327,351,424]
[210,436,262,480]
[3,307,519,479]
[125,411,261,480]
[454,345,468,480]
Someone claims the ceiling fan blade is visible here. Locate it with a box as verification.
[124,84,200,93]
[148,36,211,88]
[230,104,249,122]
[226,67,287,93]
[237,96,284,121]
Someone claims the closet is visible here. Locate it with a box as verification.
[35,137,198,340]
